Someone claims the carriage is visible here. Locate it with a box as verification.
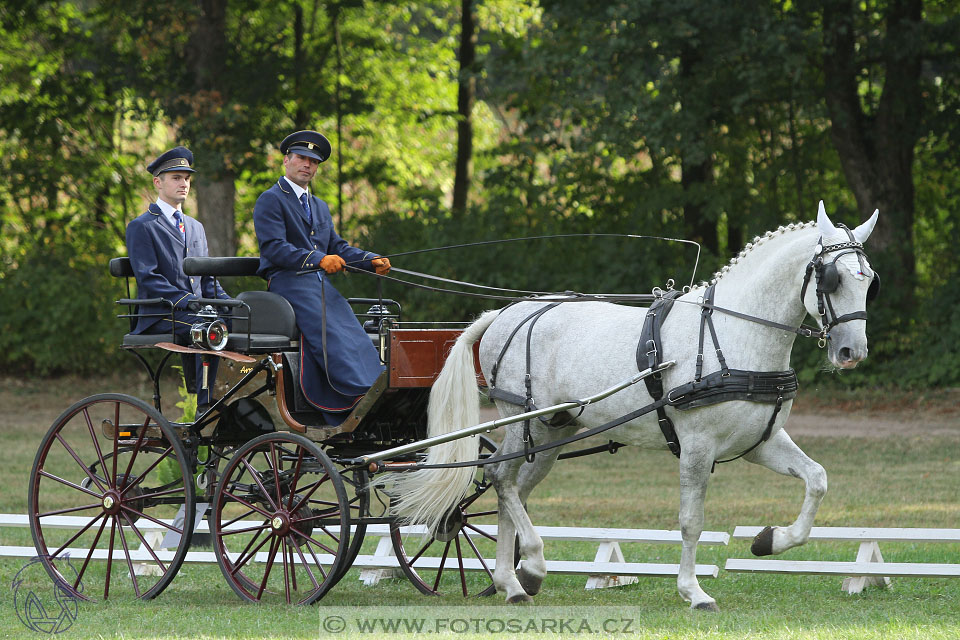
[27,204,881,610]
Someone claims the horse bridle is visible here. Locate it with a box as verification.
[800,224,880,345]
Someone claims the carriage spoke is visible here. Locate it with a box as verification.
[132,485,187,502]
[288,472,331,513]
[119,445,176,497]
[432,540,453,592]
[302,537,329,580]
[120,505,183,535]
[55,433,108,494]
[462,529,494,581]
[464,509,497,519]
[104,517,117,600]
[221,490,273,519]
[38,502,102,518]
[120,511,168,573]
[268,444,283,509]
[114,515,142,598]
[111,402,120,480]
[220,523,271,537]
[289,527,338,556]
[230,528,271,577]
[74,514,109,590]
[286,448,306,510]
[240,457,279,511]
[463,522,497,542]
[82,407,111,489]
[290,537,321,590]
[409,536,436,564]
[38,470,102,499]
[222,507,258,529]
[280,535,292,604]
[50,513,105,559]
[120,417,150,481]
[256,536,282,600]
[454,535,468,597]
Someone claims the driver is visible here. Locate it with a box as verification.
[125,146,232,415]
[253,130,390,425]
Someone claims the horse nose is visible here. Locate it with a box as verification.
[837,346,866,368]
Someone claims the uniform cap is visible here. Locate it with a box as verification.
[280,130,331,162]
[147,146,196,176]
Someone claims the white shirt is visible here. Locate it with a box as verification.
[283,176,309,201]
[155,198,184,233]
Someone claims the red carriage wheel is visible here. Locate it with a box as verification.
[390,436,514,597]
[28,393,196,601]
[211,433,350,604]
[327,464,369,587]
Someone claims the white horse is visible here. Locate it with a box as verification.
[390,202,879,610]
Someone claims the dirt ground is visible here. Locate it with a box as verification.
[2,375,958,438]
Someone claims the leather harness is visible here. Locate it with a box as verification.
[487,285,799,466]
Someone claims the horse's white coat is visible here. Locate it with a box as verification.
[388,203,879,609]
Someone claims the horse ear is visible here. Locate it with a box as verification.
[816,200,837,237]
[852,209,879,243]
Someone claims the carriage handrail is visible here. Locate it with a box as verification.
[358,360,676,466]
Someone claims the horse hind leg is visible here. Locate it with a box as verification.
[489,421,576,603]
[743,428,827,556]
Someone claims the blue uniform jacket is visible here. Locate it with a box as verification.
[253,179,384,423]
[126,203,228,334]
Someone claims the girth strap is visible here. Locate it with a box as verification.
[637,290,683,457]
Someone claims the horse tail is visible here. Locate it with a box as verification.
[387,310,500,533]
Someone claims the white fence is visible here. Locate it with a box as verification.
[0,514,726,589]
[725,526,960,593]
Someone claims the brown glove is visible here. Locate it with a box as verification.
[372,257,391,275]
[319,254,346,274]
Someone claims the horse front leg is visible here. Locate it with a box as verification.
[743,428,827,555]
[677,447,719,611]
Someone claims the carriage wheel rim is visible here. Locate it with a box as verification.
[212,432,349,605]
[28,394,195,602]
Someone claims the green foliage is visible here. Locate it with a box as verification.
[0,0,958,389]
[0,229,128,375]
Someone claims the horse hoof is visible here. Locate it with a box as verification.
[751,526,775,556]
[517,565,543,596]
[693,601,720,613]
[507,593,534,604]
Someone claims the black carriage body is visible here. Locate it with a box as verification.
[27,255,499,605]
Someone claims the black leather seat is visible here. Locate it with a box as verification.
[109,257,180,347]
[227,291,300,353]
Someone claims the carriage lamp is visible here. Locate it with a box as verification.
[190,305,229,351]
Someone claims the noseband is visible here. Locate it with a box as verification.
[800,224,880,345]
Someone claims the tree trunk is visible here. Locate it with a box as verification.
[679,46,718,256]
[451,0,476,216]
[821,0,922,308]
[185,0,237,255]
[195,176,236,257]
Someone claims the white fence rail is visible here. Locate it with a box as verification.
[0,514,727,590]
[725,526,960,593]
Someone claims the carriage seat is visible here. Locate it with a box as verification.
[227,290,300,353]
[109,257,185,348]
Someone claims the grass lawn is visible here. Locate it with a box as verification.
[0,378,958,638]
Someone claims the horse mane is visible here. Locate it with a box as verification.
[705,220,817,286]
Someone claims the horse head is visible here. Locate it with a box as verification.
[801,201,880,369]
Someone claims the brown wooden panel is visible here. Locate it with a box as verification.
[388,329,485,388]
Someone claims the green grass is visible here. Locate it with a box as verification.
[0,378,958,638]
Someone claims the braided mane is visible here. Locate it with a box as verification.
[706,221,816,286]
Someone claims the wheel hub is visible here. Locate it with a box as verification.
[101,490,122,515]
[434,507,464,542]
[270,512,291,535]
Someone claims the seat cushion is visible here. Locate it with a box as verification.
[226,333,297,353]
[122,333,180,347]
